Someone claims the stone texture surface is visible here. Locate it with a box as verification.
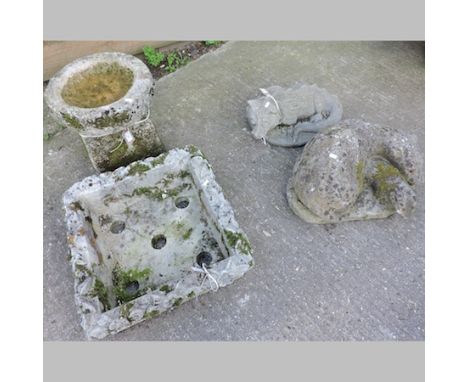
[63,147,253,339]
[287,119,421,224]
[44,41,425,341]
[44,52,164,172]
[246,84,342,147]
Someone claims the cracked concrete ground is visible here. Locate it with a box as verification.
[43,41,424,341]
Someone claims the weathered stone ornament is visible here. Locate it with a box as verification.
[287,119,421,224]
[63,146,254,339]
[246,84,342,147]
[44,52,164,172]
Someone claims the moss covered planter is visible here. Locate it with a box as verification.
[44,52,164,172]
[63,146,254,339]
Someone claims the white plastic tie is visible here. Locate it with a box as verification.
[191,263,219,291]
[109,138,124,153]
[133,108,151,125]
[259,88,282,118]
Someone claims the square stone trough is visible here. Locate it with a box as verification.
[63,146,254,339]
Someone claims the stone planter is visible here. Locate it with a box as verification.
[63,146,254,339]
[44,52,164,172]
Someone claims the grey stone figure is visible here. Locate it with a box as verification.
[287,119,422,224]
[246,84,343,147]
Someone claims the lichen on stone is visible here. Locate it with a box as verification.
[186,145,207,160]
[172,297,183,307]
[132,183,190,201]
[178,170,191,178]
[127,162,151,176]
[371,162,403,205]
[90,278,111,311]
[159,285,173,294]
[143,310,160,320]
[151,153,168,167]
[356,160,365,191]
[75,263,92,276]
[182,228,193,240]
[61,112,83,130]
[120,302,134,320]
[224,230,252,255]
[91,111,131,129]
[112,264,152,304]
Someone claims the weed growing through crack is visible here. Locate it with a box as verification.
[143,46,166,67]
[165,52,190,73]
[203,40,221,46]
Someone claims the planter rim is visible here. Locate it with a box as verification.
[44,52,154,132]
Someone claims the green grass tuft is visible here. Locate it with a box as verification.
[143,46,166,67]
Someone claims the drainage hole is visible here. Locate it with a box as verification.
[196,251,213,267]
[125,280,139,295]
[110,220,126,234]
[175,197,189,209]
[152,234,167,249]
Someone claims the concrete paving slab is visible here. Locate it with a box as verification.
[43,41,424,340]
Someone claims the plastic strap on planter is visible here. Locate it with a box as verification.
[259,87,282,119]
[191,263,219,291]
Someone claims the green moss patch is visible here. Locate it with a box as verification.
[224,230,252,255]
[120,302,134,320]
[92,111,131,128]
[143,310,160,320]
[61,112,83,130]
[151,153,168,167]
[186,145,207,160]
[90,278,111,311]
[172,297,183,307]
[356,160,365,191]
[112,264,152,304]
[132,183,191,201]
[159,284,173,294]
[182,228,193,240]
[75,263,92,276]
[132,186,164,200]
[104,137,164,171]
[178,170,191,178]
[372,162,402,204]
[128,162,151,176]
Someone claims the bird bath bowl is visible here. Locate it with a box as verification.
[63,146,254,339]
[44,52,164,172]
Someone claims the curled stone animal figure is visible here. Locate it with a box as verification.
[287,119,422,224]
[246,84,343,147]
